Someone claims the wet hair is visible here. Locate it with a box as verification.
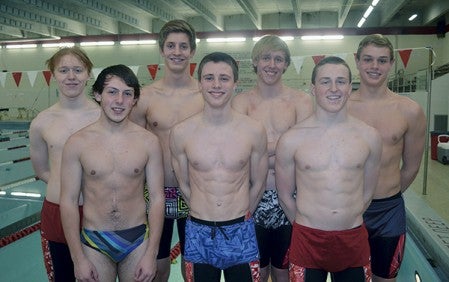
[197,52,239,82]
[46,46,93,75]
[311,56,352,84]
[92,64,141,101]
[158,19,197,51]
[356,34,394,61]
[251,35,291,73]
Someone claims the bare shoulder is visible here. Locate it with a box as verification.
[140,81,160,100]
[286,86,309,98]
[172,112,201,135]
[231,89,253,111]
[394,93,424,115]
[351,115,380,137]
[236,110,264,132]
[30,104,60,130]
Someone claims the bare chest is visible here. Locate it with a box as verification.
[81,143,146,179]
[296,134,370,171]
[147,95,202,131]
[187,133,251,172]
[247,99,296,137]
[350,105,407,147]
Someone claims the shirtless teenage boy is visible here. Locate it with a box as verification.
[171,52,268,281]
[232,35,313,282]
[348,34,426,282]
[60,65,164,281]
[30,47,100,281]
[129,19,203,281]
[276,56,382,282]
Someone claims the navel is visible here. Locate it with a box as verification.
[90,170,96,175]
[153,121,158,127]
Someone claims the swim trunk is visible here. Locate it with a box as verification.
[253,190,290,229]
[40,198,83,243]
[81,223,149,263]
[363,192,406,279]
[157,217,186,259]
[184,215,260,270]
[289,223,371,273]
[164,187,189,219]
[254,190,291,269]
[40,199,82,281]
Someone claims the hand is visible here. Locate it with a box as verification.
[134,253,157,282]
[74,258,99,282]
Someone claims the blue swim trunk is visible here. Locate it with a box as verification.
[184,215,259,270]
[81,223,148,263]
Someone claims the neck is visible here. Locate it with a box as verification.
[163,69,194,88]
[256,80,284,98]
[315,107,348,125]
[58,93,92,109]
[203,104,233,125]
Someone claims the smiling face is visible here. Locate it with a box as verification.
[356,44,393,88]
[53,54,90,99]
[160,32,195,73]
[254,50,288,85]
[95,75,137,123]
[312,62,352,114]
[199,61,236,109]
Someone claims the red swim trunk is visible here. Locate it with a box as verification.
[289,222,370,272]
[40,199,82,243]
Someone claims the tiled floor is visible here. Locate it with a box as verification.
[409,152,449,224]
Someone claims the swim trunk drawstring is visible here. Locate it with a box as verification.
[211,223,229,240]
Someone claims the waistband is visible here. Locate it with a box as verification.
[371,191,402,202]
[190,215,246,227]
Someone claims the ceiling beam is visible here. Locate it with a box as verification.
[0,15,53,37]
[0,24,24,38]
[338,0,354,27]
[378,0,408,26]
[290,0,302,28]
[120,0,179,23]
[1,0,86,36]
[182,0,223,31]
[235,0,262,30]
[422,0,449,25]
[72,0,151,33]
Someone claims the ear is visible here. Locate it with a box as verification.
[310,84,316,96]
[94,92,102,103]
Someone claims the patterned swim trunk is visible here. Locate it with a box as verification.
[253,190,290,229]
[164,187,189,219]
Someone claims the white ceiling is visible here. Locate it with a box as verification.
[0,0,448,42]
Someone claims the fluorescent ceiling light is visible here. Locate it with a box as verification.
[80,41,115,46]
[6,44,38,49]
[408,14,417,21]
[206,37,246,43]
[301,35,344,41]
[253,36,294,42]
[120,40,157,45]
[0,191,6,195]
[363,6,374,19]
[280,36,294,41]
[372,0,380,6]
[357,17,366,28]
[42,42,75,48]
